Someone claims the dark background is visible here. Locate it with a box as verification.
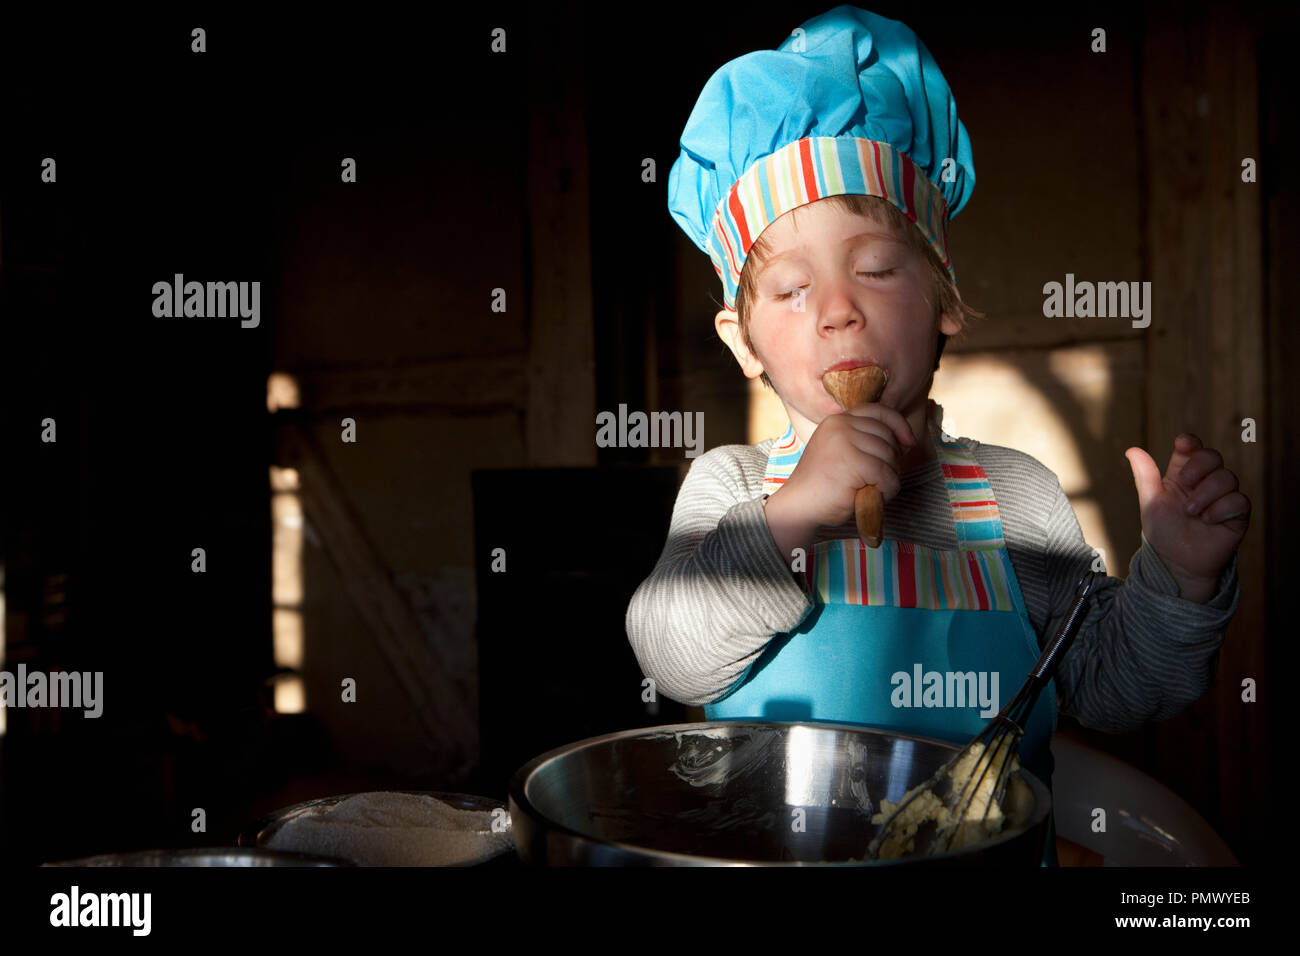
[1,2,1293,868]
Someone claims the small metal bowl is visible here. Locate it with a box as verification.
[44,848,346,867]
[240,791,514,866]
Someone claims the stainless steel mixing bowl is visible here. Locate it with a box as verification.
[509,721,1050,866]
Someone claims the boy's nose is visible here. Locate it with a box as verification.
[817,282,866,331]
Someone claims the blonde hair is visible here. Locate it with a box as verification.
[733,194,984,390]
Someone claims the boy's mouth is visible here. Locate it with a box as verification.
[819,359,891,410]
[822,357,883,375]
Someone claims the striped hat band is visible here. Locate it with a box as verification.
[708,136,954,312]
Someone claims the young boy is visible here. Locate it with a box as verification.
[627,5,1248,862]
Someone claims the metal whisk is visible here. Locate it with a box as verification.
[866,571,1101,860]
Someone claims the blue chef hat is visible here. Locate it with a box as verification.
[667,5,975,311]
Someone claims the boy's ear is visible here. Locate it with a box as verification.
[715,309,766,380]
[937,301,963,336]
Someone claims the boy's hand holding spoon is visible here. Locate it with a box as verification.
[764,366,913,561]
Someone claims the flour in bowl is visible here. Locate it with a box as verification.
[263,792,513,866]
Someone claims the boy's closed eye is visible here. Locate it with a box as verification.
[771,269,898,300]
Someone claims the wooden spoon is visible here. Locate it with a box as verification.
[821,366,889,547]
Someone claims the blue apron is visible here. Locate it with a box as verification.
[706,413,1059,865]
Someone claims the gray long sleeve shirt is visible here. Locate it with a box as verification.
[625,430,1240,732]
